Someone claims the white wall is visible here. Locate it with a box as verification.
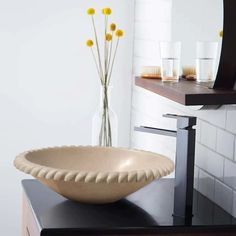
[132,0,174,170]
[131,0,236,217]
[133,0,172,76]
[172,0,223,66]
[0,0,134,234]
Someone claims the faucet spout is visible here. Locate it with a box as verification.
[134,126,177,137]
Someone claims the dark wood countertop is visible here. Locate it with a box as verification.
[135,77,236,106]
[22,179,236,236]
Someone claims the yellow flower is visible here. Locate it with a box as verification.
[87,8,95,15]
[115,29,124,37]
[110,23,116,31]
[86,39,94,47]
[102,8,112,15]
[105,33,112,41]
[219,30,223,38]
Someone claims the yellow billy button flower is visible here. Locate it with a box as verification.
[110,23,116,32]
[102,8,112,15]
[87,8,95,15]
[115,29,124,38]
[86,39,94,47]
[105,33,112,41]
[219,30,223,38]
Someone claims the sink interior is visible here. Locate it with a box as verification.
[25,146,168,172]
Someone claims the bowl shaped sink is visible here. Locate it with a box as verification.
[14,146,174,204]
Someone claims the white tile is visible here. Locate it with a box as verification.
[196,120,201,142]
[216,129,234,159]
[226,105,236,133]
[233,191,236,218]
[234,138,236,162]
[196,106,227,129]
[198,169,215,202]
[131,109,176,157]
[133,57,159,75]
[194,166,199,190]
[214,179,233,215]
[132,86,180,130]
[134,21,171,41]
[200,121,217,150]
[135,0,172,22]
[168,105,226,130]
[133,39,159,61]
[195,143,224,180]
[224,159,236,191]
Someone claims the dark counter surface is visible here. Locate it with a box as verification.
[22,179,236,235]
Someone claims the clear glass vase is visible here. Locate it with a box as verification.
[92,85,118,147]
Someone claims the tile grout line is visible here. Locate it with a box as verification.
[197,165,236,194]
[197,141,236,164]
[198,118,236,136]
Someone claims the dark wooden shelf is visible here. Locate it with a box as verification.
[135,77,236,106]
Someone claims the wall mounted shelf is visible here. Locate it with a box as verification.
[135,77,236,106]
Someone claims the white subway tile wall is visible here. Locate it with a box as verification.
[226,106,236,133]
[216,129,235,160]
[198,169,215,202]
[195,144,224,180]
[234,138,236,162]
[194,166,200,190]
[224,159,236,191]
[200,122,217,150]
[131,0,236,215]
[214,180,233,215]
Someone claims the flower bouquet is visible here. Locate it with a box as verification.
[86,7,124,147]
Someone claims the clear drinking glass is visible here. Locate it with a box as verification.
[196,41,218,83]
[160,41,181,82]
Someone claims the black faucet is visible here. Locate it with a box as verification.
[134,114,197,220]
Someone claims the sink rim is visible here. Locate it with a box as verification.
[14,145,174,184]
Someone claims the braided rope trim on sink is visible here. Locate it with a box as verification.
[14,146,174,184]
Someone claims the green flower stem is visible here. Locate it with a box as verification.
[91,16,104,83]
[107,31,114,73]
[90,48,102,83]
[98,86,112,146]
[108,38,119,84]
[104,16,110,85]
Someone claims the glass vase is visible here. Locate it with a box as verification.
[92,85,118,147]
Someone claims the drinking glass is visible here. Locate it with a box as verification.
[196,41,218,83]
[160,41,181,82]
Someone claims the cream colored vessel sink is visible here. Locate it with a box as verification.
[14,146,174,204]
